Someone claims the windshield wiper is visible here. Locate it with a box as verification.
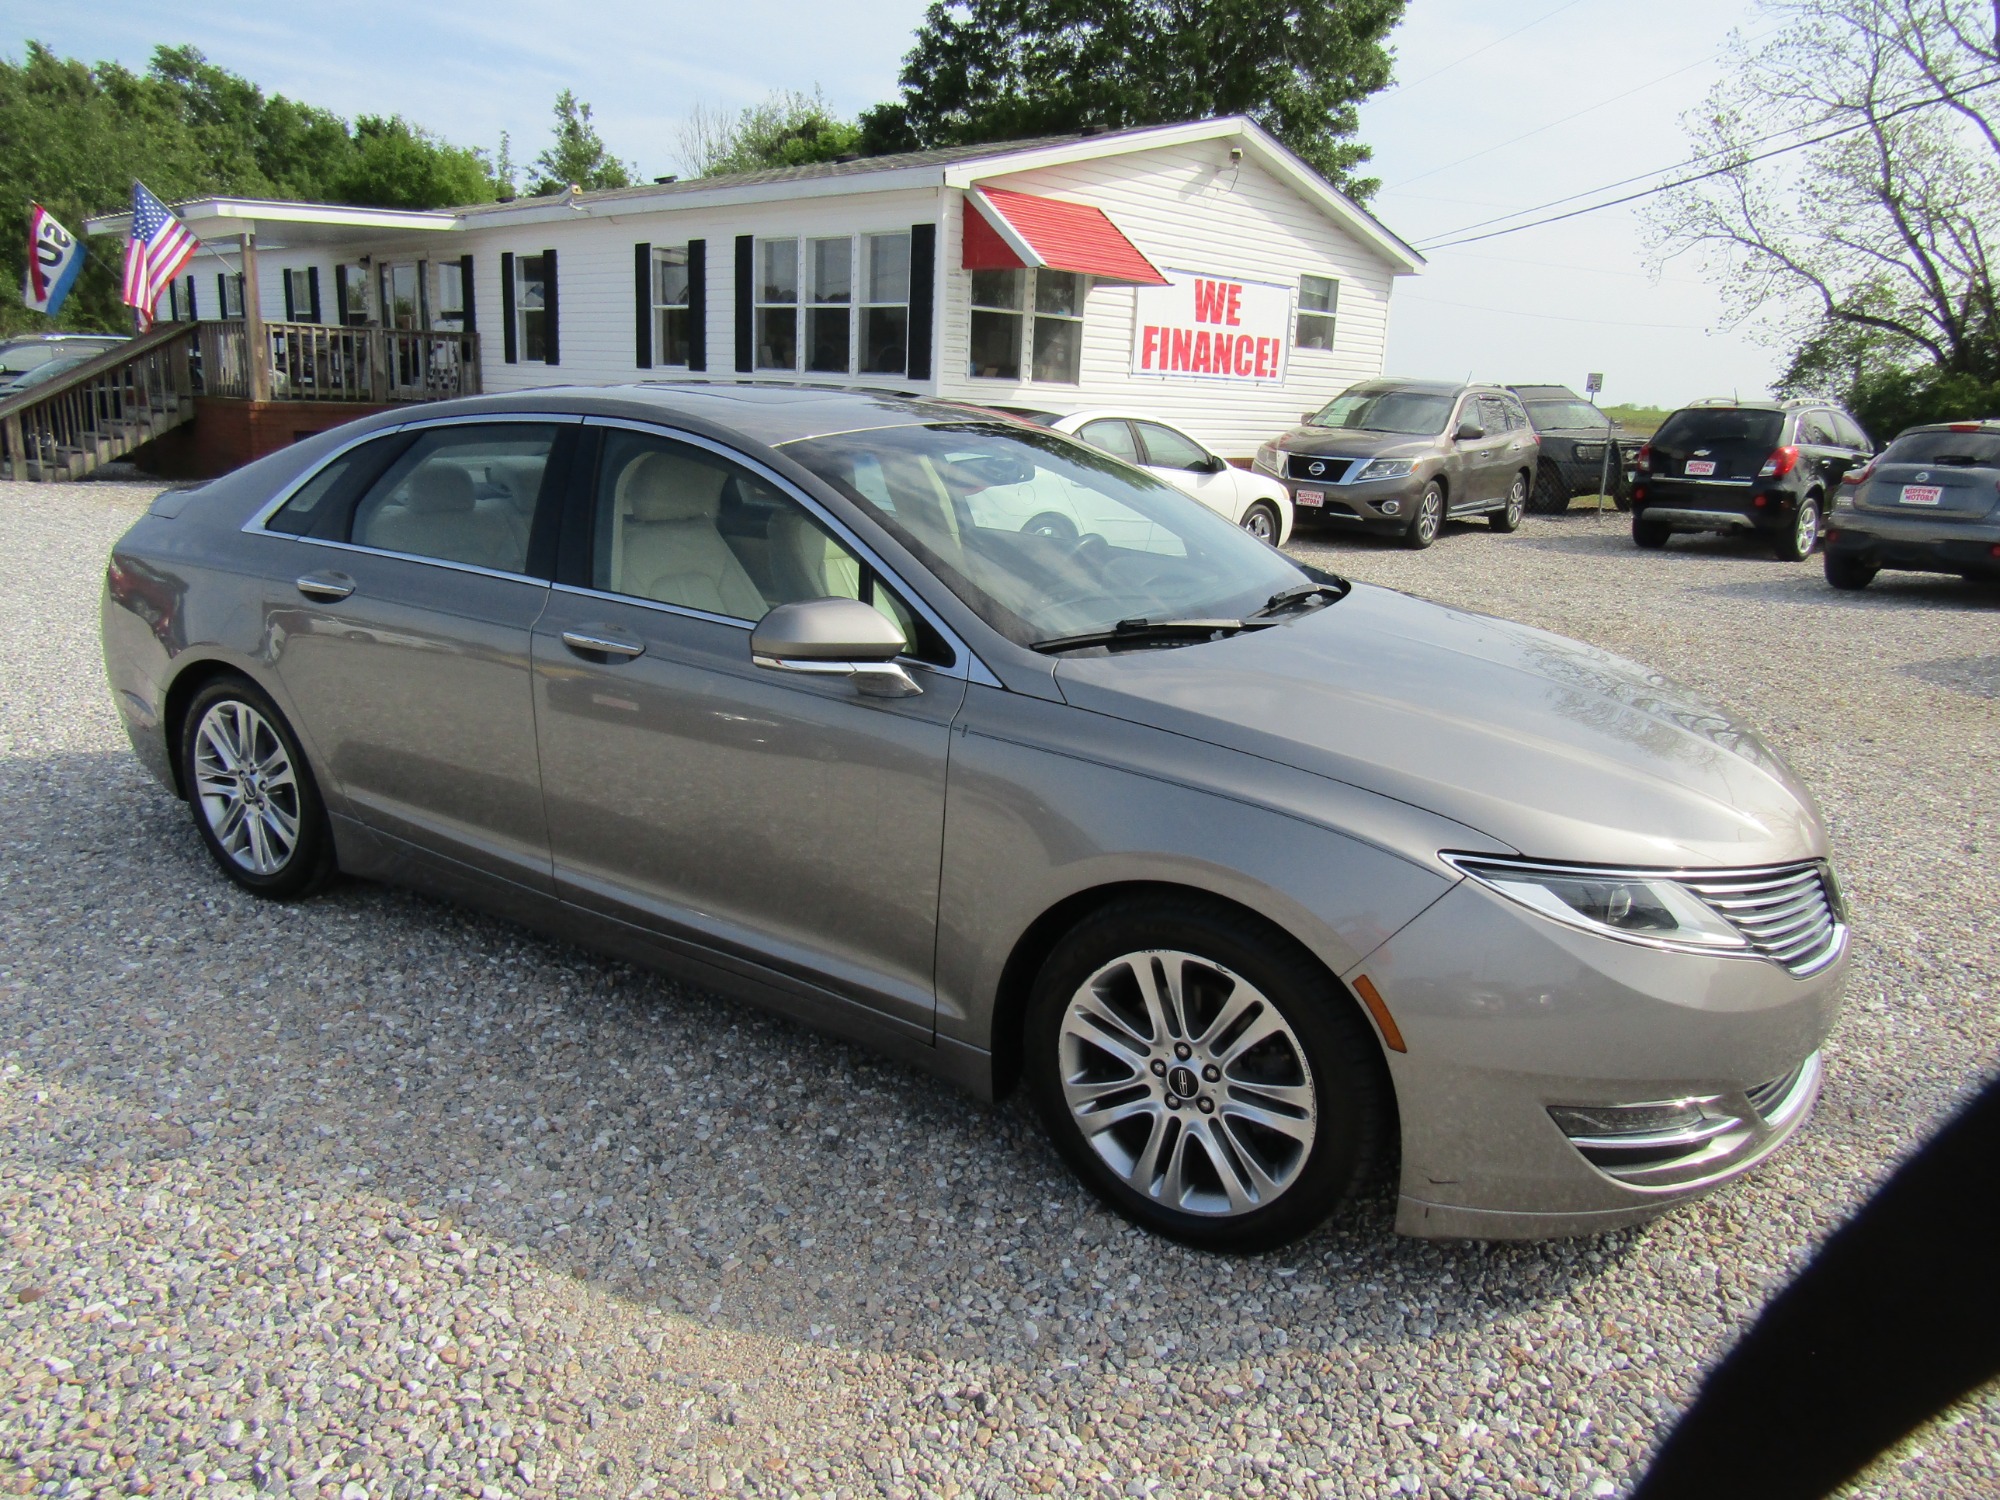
[1031,616,1264,654]
[1251,579,1350,619]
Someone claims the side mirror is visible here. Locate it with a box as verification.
[1196,453,1229,474]
[750,597,919,697]
[1455,419,1485,442]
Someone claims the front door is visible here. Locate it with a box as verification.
[378,262,428,393]
[1131,419,1240,521]
[531,424,968,1034]
[267,418,570,890]
[1449,393,1508,508]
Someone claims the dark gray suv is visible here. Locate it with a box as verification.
[1824,419,2000,588]
[1253,380,1541,549]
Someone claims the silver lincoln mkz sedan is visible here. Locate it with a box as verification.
[103,387,1848,1251]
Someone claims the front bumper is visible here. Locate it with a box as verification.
[1827,508,2000,576]
[1349,877,1848,1239]
[1254,457,1421,532]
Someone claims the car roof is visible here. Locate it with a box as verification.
[1894,419,2000,435]
[1508,385,1582,400]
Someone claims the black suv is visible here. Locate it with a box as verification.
[1629,399,1874,559]
[1507,385,1643,513]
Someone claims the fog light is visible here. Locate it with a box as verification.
[1550,1101,1706,1139]
[1381,499,1401,515]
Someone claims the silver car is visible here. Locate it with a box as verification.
[102,387,1848,1251]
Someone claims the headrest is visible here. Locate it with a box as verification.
[405,463,476,514]
[619,451,728,523]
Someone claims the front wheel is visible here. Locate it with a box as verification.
[1403,481,1444,550]
[179,677,334,899]
[1776,497,1821,561]
[1491,473,1527,532]
[1026,897,1388,1252]
[1240,501,1281,544]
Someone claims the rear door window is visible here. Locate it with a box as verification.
[1799,410,1838,447]
[1077,419,1141,463]
[350,423,559,573]
[1831,412,1872,451]
[1134,421,1211,471]
[266,442,395,536]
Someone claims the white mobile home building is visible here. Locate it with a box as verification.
[97,116,1424,461]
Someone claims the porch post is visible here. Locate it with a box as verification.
[240,233,272,403]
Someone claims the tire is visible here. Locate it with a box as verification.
[1824,551,1877,591]
[1403,481,1444,550]
[1528,462,1570,515]
[1240,501,1281,545]
[179,676,335,900]
[1776,496,1821,561]
[1024,511,1078,543]
[1025,895,1389,1253]
[1491,472,1527,531]
[1633,514,1671,550]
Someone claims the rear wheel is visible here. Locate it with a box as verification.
[1025,896,1387,1252]
[179,677,334,900]
[1824,551,1878,591]
[1240,501,1281,544]
[1491,473,1527,531]
[1403,481,1444,550]
[1776,496,1821,561]
[1529,462,1570,515]
[1633,514,1671,550]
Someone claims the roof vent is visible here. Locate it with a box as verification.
[653,175,679,185]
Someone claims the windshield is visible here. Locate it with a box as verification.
[781,422,1312,647]
[1653,409,1784,450]
[1526,400,1610,430]
[1883,429,2000,467]
[1307,389,1453,435]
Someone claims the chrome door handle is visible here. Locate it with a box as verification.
[562,628,646,660]
[296,572,355,602]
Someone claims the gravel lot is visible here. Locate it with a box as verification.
[1,478,1994,1500]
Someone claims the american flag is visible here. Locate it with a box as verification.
[122,182,200,329]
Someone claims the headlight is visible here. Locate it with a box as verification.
[1444,855,1748,954]
[1254,444,1281,473]
[1356,458,1415,481]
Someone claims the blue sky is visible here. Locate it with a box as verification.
[14,0,1776,406]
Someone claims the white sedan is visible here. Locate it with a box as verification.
[999,407,1295,544]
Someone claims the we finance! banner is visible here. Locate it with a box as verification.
[1130,269,1291,384]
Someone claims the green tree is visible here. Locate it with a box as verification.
[867,0,1407,199]
[678,89,864,178]
[528,90,633,195]
[334,116,497,209]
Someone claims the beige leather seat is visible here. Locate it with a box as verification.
[361,463,526,571]
[612,451,768,619]
[770,507,864,601]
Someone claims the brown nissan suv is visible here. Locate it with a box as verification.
[1253,379,1541,548]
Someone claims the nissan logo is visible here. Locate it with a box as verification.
[1307,460,1326,476]
[1915,471,1931,481]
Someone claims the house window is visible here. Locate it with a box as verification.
[860,233,910,375]
[807,237,851,374]
[968,268,1084,384]
[218,274,245,319]
[338,265,368,326]
[436,261,466,332]
[755,239,799,371]
[1297,275,1338,351]
[516,254,549,362]
[653,247,692,367]
[285,269,318,323]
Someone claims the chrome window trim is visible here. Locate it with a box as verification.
[240,412,586,535]
[576,415,994,685]
[288,533,553,588]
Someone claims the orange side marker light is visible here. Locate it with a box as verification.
[1353,974,1407,1053]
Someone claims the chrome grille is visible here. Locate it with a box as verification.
[1288,454,1354,482]
[1678,863,1842,975]
[1746,1061,1809,1122]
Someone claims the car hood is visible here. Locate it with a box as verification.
[1051,583,1826,869]
[1278,427,1439,460]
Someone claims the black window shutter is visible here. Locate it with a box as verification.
[187,276,198,320]
[907,222,936,380]
[459,254,476,333]
[217,273,229,318]
[734,234,754,374]
[634,242,653,369]
[334,265,349,325]
[283,272,296,321]
[306,266,322,323]
[543,248,559,365]
[500,252,518,364]
[687,239,707,371]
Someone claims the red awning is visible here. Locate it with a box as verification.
[962,187,1168,286]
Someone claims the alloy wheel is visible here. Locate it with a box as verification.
[1795,502,1819,555]
[1242,504,1278,543]
[1056,949,1318,1217]
[192,699,302,876]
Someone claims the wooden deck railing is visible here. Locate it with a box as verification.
[195,320,481,403]
[0,323,195,482]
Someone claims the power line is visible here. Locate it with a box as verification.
[1376,0,1591,98]
[1415,72,2000,251]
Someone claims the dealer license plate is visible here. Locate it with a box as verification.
[1294,488,1325,507]
[1684,459,1717,476]
[1900,484,1943,506]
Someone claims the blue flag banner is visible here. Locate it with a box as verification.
[23,205,85,318]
